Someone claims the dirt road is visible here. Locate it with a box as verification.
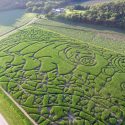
[0,114,9,125]
[0,17,37,40]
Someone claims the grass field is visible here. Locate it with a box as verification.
[15,13,36,27]
[0,25,12,35]
[0,25,125,124]
[34,18,125,55]
[66,9,86,15]
[0,89,32,125]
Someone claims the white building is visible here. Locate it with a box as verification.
[52,8,65,14]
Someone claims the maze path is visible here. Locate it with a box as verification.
[0,27,125,125]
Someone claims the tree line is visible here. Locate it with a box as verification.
[52,1,125,29]
[25,0,88,13]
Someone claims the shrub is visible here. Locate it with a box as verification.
[109,118,117,125]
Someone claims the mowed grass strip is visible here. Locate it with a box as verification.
[0,88,33,125]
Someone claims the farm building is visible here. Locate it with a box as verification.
[51,8,65,14]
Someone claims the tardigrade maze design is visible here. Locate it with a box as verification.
[0,27,125,125]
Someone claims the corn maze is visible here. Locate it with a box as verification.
[0,26,125,125]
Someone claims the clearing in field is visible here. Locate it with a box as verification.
[0,26,125,125]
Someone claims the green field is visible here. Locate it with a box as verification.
[0,89,32,125]
[0,25,125,124]
[14,13,36,27]
[34,18,125,54]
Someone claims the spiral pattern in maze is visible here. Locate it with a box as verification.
[121,82,125,90]
[63,44,96,66]
[112,55,125,72]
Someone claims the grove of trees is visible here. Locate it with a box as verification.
[55,1,125,29]
[25,0,88,13]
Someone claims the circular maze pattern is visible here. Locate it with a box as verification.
[0,27,125,125]
[60,43,97,66]
[120,82,125,90]
[111,55,125,72]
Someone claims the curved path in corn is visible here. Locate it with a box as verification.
[0,26,125,125]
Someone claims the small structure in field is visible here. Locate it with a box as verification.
[51,8,65,14]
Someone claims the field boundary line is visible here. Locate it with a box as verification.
[0,86,38,125]
[0,18,37,40]
[34,22,89,32]
[34,22,125,55]
[36,18,125,36]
